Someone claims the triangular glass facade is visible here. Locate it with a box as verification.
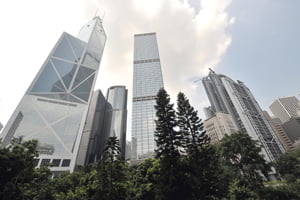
[1,17,106,172]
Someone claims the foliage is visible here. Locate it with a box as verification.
[275,147,300,180]
[154,88,187,199]
[176,92,210,154]
[129,158,159,200]
[176,92,223,199]
[0,137,50,200]
[154,88,182,160]
[218,132,270,192]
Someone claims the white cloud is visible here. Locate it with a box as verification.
[0,0,234,140]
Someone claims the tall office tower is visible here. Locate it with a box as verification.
[203,113,239,144]
[76,90,107,166]
[0,122,3,132]
[103,86,128,159]
[202,70,284,161]
[131,33,164,160]
[269,96,300,124]
[0,17,106,173]
[263,111,294,151]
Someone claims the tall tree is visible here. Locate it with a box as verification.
[95,136,128,200]
[155,89,182,160]
[154,88,185,200]
[176,92,210,154]
[177,92,222,199]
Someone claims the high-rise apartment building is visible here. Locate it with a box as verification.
[269,96,300,124]
[202,69,284,161]
[131,33,164,160]
[203,113,238,144]
[0,17,106,172]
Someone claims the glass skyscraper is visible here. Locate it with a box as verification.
[202,69,285,162]
[131,33,164,160]
[0,17,106,173]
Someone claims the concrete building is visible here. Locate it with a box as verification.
[0,17,106,173]
[269,96,300,124]
[202,69,284,162]
[282,117,300,143]
[131,33,164,161]
[263,111,294,151]
[203,113,239,144]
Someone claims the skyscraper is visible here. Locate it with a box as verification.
[269,96,300,124]
[202,69,284,161]
[131,33,164,160]
[0,17,106,173]
[76,90,107,166]
[103,86,128,159]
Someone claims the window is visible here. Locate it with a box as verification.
[61,159,71,167]
[52,159,61,167]
[40,159,51,166]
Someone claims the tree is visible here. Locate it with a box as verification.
[176,92,210,155]
[275,147,300,180]
[94,136,129,200]
[0,137,50,200]
[129,158,159,200]
[155,89,182,160]
[154,88,185,200]
[177,92,223,199]
[219,132,270,193]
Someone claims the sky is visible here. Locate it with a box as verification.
[0,0,299,140]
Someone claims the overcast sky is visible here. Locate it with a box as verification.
[0,0,299,140]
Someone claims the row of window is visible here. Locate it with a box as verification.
[35,158,71,167]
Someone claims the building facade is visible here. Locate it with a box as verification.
[76,90,108,166]
[203,113,239,144]
[0,17,106,172]
[131,33,164,160]
[269,96,300,124]
[202,70,284,162]
[103,86,128,159]
[263,111,294,151]
[282,117,300,143]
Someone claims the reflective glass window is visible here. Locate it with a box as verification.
[72,74,95,102]
[72,66,95,88]
[53,35,76,62]
[31,61,65,93]
[51,58,77,89]
[68,36,86,61]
